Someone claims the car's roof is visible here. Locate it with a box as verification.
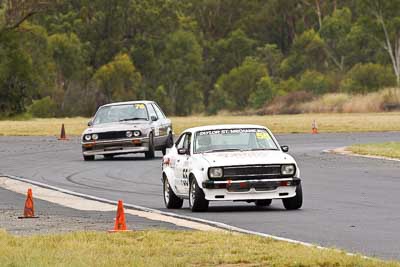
[184,124,269,133]
[101,100,155,107]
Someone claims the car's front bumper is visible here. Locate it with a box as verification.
[82,137,149,156]
[202,178,301,201]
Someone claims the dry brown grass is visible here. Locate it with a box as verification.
[1,113,400,136]
[0,230,398,267]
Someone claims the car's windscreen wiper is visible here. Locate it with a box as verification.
[248,148,279,151]
[203,148,243,153]
[119,117,147,122]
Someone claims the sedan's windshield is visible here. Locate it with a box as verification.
[194,128,278,153]
[93,103,148,125]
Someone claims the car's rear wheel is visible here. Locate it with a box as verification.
[189,177,209,212]
[255,199,272,207]
[282,184,303,210]
[163,176,183,209]
[145,133,155,159]
[162,132,174,156]
[83,155,95,161]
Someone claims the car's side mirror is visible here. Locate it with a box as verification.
[88,120,93,126]
[281,145,289,152]
[178,148,188,155]
[151,115,158,121]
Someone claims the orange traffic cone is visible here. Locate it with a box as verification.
[109,200,130,232]
[58,123,68,140]
[18,188,39,219]
[312,120,318,134]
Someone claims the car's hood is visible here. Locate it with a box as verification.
[198,150,296,166]
[83,121,149,134]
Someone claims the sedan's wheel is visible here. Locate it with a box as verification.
[282,184,303,210]
[162,133,174,156]
[145,133,155,159]
[163,177,183,209]
[189,177,209,212]
[255,199,272,207]
[166,132,174,148]
[83,155,95,161]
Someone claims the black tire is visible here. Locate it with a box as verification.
[282,184,303,210]
[163,176,183,209]
[189,177,209,212]
[104,154,114,160]
[162,132,174,156]
[145,133,155,159]
[255,199,272,207]
[83,155,95,161]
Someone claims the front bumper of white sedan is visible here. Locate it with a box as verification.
[82,137,150,156]
[202,178,301,201]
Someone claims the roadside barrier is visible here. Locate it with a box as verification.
[312,120,318,134]
[58,123,68,140]
[18,188,39,219]
[109,200,131,232]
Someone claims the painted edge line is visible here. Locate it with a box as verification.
[0,173,372,260]
[323,147,400,162]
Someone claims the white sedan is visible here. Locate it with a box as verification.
[162,124,303,212]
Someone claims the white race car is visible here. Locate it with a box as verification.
[162,124,303,212]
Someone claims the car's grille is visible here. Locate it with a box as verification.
[97,131,127,140]
[222,165,283,180]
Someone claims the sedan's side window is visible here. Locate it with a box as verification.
[152,104,166,119]
[176,134,187,149]
[147,104,157,120]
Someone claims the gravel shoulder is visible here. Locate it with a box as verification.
[0,186,188,235]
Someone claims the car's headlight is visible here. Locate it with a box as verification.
[126,131,133,138]
[209,167,223,178]
[133,130,141,137]
[84,134,92,141]
[92,133,99,140]
[281,164,295,176]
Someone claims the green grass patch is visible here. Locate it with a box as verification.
[0,230,397,267]
[0,113,400,136]
[348,142,400,159]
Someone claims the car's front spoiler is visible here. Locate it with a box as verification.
[82,137,149,155]
[202,177,301,190]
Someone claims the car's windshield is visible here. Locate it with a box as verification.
[93,103,148,125]
[194,128,278,153]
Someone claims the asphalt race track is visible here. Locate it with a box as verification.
[1,132,400,259]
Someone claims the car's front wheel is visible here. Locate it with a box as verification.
[282,184,303,210]
[83,155,95,161]
[189,177,209,212]
[145,133,155,159]
[255,199,272,207]
[163,176,183,209]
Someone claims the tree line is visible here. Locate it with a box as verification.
[0,0,399,117]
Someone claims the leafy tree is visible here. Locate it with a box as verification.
[341,63,396,93]
[249,75,280,109]
[209,58,268,112]
[299,70,332,94]
[159,30,203,115]
[93,53,141,104]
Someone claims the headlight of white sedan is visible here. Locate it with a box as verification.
[208,167,223,178]
[281,164,295,176]
[84,134,92,141]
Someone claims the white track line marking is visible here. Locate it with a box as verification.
[323,147,400,162]
[0,174,374,260]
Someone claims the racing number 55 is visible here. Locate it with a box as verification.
[174,133,191,194]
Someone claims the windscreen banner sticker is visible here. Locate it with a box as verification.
[134,104,145,109]
[256,132,270,139]
[198,128,266,136]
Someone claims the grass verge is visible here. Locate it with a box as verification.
[348,142,400,159]
[0,112,400,136]
[0,230,398,267]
